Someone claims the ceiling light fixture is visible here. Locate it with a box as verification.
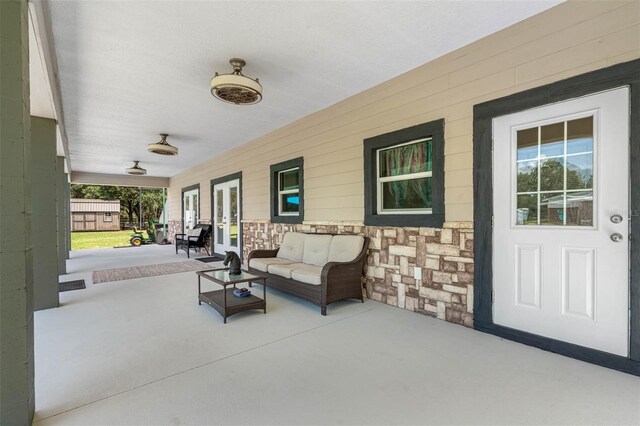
[126,161,147,175]
[148,133,178,156]
[210,58,262,105]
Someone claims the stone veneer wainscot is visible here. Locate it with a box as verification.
[242,221,473,327]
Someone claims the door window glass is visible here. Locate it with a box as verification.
[515,116,594,226]
[216,189,224,244]
[229,186,238,247]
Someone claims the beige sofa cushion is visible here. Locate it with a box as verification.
[328,235,365,262]
[276,232,306,262]
[249,257,295,273]
[302,234,333,266]
[291,265,323,285]
[268,263,306,279]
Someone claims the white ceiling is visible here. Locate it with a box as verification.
[48,0,561,177]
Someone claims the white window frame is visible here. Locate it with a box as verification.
[104,212,113,222]
[278,167,300,216]
[376,137,433,215]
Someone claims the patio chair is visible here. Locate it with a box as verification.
[175,224,212,258]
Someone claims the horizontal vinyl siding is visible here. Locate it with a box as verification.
[168,1,640,224]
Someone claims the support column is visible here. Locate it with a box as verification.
[56,157,67,275]
[31,117,58,310]
[0,0,35,424]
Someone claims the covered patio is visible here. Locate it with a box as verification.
[2,0,640,425]
[36,246,639,424]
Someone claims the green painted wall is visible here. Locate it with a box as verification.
[0,0,35,424]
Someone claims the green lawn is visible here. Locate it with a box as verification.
[71,230,137,250]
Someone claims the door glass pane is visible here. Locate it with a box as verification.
[540,158,565,191]
[566,154,593,190]
[216,189,223,244]
[539,192,564,225]
[382,177,432,210]
[517,160,538,193]
[565,191,593,226]
[516,194,537,225]
[514,116,594,227]
[185,197,190,210]
[229,186,238,247]
[193,194,198,223]
[540,122,564,158]
[517,127,538,161]
[567,117,593,154]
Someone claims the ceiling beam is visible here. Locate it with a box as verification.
[70,172,169,188]
[29,0,71,172]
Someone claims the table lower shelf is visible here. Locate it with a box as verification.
[199,288,265,322]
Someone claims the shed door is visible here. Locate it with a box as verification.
[492,87,629,356]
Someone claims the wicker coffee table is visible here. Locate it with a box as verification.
[196,268,267,323]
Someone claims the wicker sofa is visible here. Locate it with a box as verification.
[247,232,369,315]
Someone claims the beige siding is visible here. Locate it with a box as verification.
[168,1,640,224]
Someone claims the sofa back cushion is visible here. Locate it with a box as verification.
[328,235,365,262]
[302,234,333,266]
[276,232,306,262]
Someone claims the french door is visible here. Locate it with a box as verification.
[212,179,240,256]
[183,188,198,233]
[492,87,630,356]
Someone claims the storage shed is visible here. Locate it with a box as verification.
[70,199,120,231]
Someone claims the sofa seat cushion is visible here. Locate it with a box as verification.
[328,235,365,262]
[302,234,333,266]
[249,257,295,273]
[291,265,323,285]
[268,263,307,279]
[276,232,306,262]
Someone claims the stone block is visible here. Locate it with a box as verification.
[426,244,460,256]
[432,271,452,284]
[440,228,453,244]
[467,285,474,313]
[397,283,405,308]
[443,256,474,263]
[369,237,381,250]
[399,256,409,276]
[437,301,446,320]
[405,297,417,312]
[366,266,385,279]
[425,255,440,270]
[383,229,397,238]
[389,245,416,258]
[419,227,436,236]
[442,284,467,294]
[418,287,452,303]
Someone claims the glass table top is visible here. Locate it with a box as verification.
[197,268,264,283]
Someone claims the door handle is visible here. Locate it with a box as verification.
[610,233,623,242]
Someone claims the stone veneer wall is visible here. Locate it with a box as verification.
[242,221,473,327]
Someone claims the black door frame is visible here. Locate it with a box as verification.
[210,172,243,260]
[181,183,200,232]
[473,59,640,376]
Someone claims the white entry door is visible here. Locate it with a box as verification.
[492,87,630,356]
[213,179,240,256]
[183,189,198,233]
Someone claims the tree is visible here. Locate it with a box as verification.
[71,185,165,227]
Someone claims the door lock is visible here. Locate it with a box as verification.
[610,233,624,242]
[610,214,623,224]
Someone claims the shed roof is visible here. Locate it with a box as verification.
[70,199,120,213]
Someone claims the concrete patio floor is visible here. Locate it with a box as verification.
[35,246,640,425]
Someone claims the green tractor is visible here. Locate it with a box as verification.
[130,220,157,247]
